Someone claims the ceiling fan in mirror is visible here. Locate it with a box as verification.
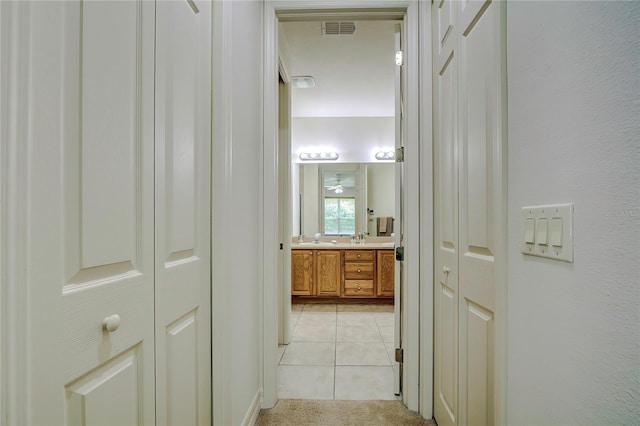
[325,175,344,194]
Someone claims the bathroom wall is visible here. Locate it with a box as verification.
[292,116,395,163]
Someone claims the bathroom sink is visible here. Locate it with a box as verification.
[296,242,337,246]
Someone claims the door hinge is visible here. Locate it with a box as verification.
[395,246,404,261]
[395,147,404,163]
[395,348,404,363]
[280,243,283,250]
[395,50,404,66]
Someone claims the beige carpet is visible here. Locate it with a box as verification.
[255,399,436,426]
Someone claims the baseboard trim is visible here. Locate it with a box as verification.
[241,390,262,426]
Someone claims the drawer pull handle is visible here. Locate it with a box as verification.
[357,254,361,258]
[309,251,313,255]
[357,269,361,273]
[357,286,361,290]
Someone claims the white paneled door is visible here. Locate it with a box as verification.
[154,0,211,424]
[22,1,211,424]
[433,1,505,426]
[433,1,460,423]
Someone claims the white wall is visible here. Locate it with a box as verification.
[367,163,395,235]
[506,2,640,424]
[292,117,395,163]
[229,1,262,421]
[212,1,263,423]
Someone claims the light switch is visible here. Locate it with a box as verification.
[536,218,548,245]
[550,218,563,247]
[524,218,535,244]
[521,204,573,262]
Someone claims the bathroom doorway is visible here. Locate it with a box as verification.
[263,1,424,413]
[277,15,402,401]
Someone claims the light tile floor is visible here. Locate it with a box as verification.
[278,303,399,400]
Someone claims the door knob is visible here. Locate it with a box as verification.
[103,314,121,332]
[442,266,450,274]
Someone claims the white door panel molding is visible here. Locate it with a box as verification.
[433,1,507,425]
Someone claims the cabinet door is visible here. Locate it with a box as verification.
[377,250,395,297]
[291,251,314,295]
[316,250,341,296]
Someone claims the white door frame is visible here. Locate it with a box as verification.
[277,60,293,346]
[211,1,233,424]
[1,2,36,423]
[261,0,430,415]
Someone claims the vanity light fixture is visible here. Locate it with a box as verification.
[375,150,395,160]
[299,152,339,161]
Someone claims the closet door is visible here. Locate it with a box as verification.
[433,1,504,425]
[433,1,460,425]
[26,2,156,423]
[154,0,212,424]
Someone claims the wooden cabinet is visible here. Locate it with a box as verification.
[316,250,341,296]
[291,248,395,300]
[344,250,375,297]
[291,250,314,296]
[377,250,395,297]
[291,249,341,296]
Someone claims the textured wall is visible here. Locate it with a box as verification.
[506,1,640,424]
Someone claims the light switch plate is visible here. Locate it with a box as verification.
[521,204,573,262]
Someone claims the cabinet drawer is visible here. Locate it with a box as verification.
[344,262,374,279]
[344,250,374,261]
[344,280,375,296]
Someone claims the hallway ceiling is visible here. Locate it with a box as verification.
[281,20,397,118]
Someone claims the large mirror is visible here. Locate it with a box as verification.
[296,163,395,237]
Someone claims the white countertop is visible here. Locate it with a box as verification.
[291,242,395,250]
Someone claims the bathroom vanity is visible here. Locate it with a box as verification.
[291,241,395,301]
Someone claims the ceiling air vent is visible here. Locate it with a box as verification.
[322,21,356,35]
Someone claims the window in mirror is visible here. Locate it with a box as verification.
[324,197,355,235]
